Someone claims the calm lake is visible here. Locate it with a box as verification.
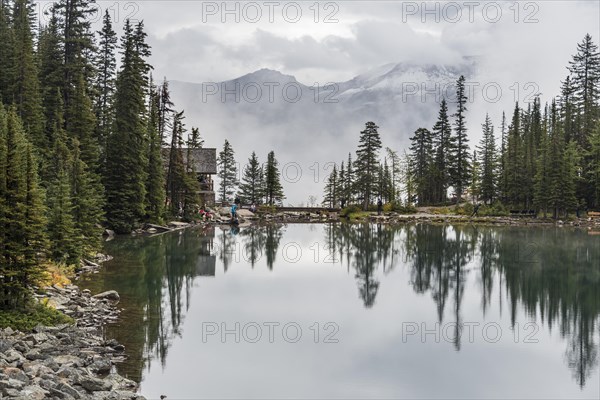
[78,223,600,399]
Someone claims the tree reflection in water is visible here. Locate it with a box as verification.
[79,223,598,388]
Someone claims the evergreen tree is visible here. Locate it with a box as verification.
[562,140,580,214]
[477,114,498,204]
[431,99,452,203]
[38,8,64,158]
[409,127,433,205]
[470,150,480,203]
[547,100,567,218]
[345,153,354,204]
[587,123,600,208]
[560,76,577,144]
[93,10,117,167]
[265,150,284,205]
[104,20,150,232]
[239,151,262,204]
[12,0,44,148]
[217,139,238,204]
[354,121,382,210]
[158,77,174,145]
[499,111,508,202]
[534,118,551,217]
[449,76,471,203]
[145,82,165,223]
[323,164,338,207]
[385,148,402,202]
[166,110,187,216]
[505,102,525,206]
[568,34,600,146]
[0,106,48,309]
[0,0,14,104]
[338,161,346,206]
[70,138,104,255]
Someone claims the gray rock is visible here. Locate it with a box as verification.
[23,363,54,378]
[89,358,112,374]
[3,387,21,397]
[2,367,29,383]
[56,382,82,399]
[80,376,113,392]
[19,385,48,400]
[91,290,120,303]
[1,349,25,364]
[104,373,137,391]
[57,366,82,383]
[54,355,83,367]
[25,349,47,361]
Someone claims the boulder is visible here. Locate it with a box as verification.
[80,376,113,392]
[91,290,120,303]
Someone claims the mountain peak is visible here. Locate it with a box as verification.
[234,68,298,84]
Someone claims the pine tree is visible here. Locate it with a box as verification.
[217,140,238,204]
[499,111,508,202]
[323,164,338,207]
[0,0,14,104]
[158,78,174,145]
[409,127,433,205]
[56,0,95,116]
[534,118,551,217]
[449,76,471,203]
[145,82,165,223]
[568,34,600,146]
[265,150,285,205]
[166,110,187,216]
[587,123,600,208]
[104,20,150,232]
[239,151,262,204]
[338,161,346,206]
[38,8,64,159]
[477,114,498,204]
[470,150,480,203]
[70,138,104,255]
[562,140,580,214]
[93,10,117,167]
[547,100,567,218]
[0,106,48,309]
[354,121,382,210]
[505,102,525,206]
[431,99,452,203]
[385,148,402,202]
[12,0,44,148]
[345,153,354,204]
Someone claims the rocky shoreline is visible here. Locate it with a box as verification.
[1,285,145,400]
[218,208,600,229]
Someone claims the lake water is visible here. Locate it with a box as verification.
[78,223,600,399]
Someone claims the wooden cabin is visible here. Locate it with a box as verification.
[162,148,217,206]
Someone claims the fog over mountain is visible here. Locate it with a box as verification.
[169,58,479,204]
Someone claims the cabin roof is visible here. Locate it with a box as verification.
[161,148,217,174]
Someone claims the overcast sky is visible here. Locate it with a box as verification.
[81,1,599,87]
[35,1,600,204]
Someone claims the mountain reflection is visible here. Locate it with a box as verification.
[79,223,599,389]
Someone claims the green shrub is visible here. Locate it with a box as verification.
[392,202,417,214]
[455,203,474,216]
[340,205,362,217]
[0,303,73,332]
[257,205,276,214]
[479,202,509,216]
[431,207,451,215]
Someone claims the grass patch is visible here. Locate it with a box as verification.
[0,302,73,332]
